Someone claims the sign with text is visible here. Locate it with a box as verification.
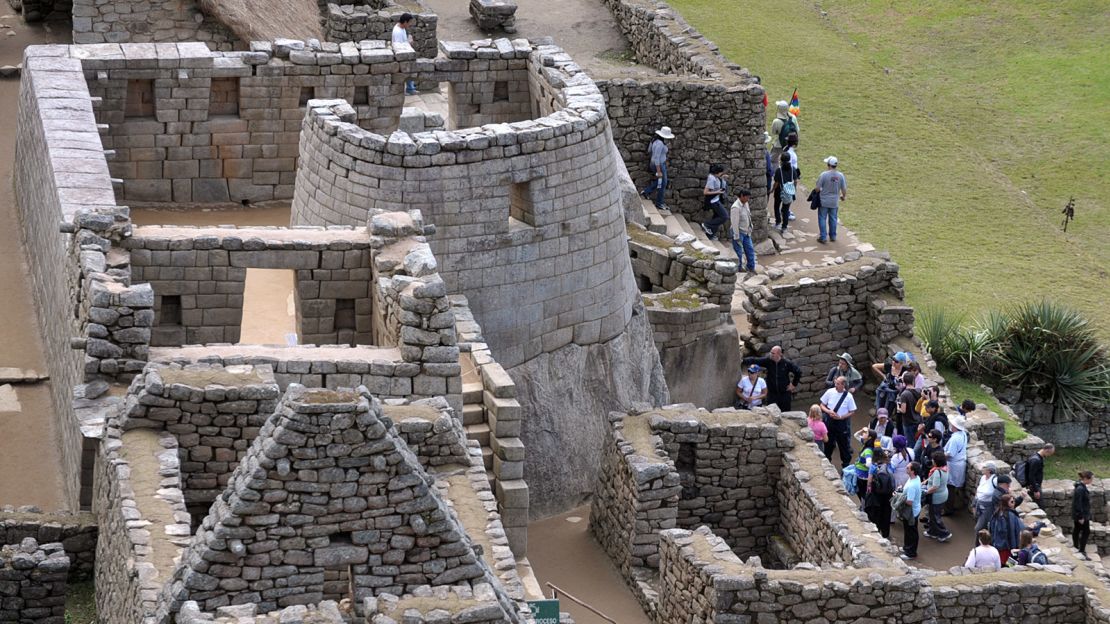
[528,599,560,624]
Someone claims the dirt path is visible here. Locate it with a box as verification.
[527,506,650,624]
[0,17,72,511]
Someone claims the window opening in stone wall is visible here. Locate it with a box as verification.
[322,531,357,602]
[508,181,536,228]
[334,298,356,346]
[208,78,240,117]
[352,86,369,106]
[675,442,698,500]
[493,81,509,102]
[239,269,298,346]
[299,86,316,107]
[158,295,182,326]
[125,79,156,118]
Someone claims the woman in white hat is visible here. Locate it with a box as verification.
[641,126,674,214]
[944,415,969,511]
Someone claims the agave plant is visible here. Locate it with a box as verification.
[987,300,1110,417]
[915,305,968,369]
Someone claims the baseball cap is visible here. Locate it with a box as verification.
[824,156,838,167]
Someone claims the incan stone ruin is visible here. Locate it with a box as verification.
[1,0,1109,622]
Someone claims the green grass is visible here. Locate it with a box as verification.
[939,367,1027,443]
[1045,448,1110,482]
[668,0,1110,341]
[65,580,96,624]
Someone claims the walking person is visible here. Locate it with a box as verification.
[825,352,863,393]
[899,461,923,560]
[641,126,674,213]
[990,493,1023,565]
[964,530,1002,571]
[771,153,797,233]
[1073,470,1094,559]
[807,404,828,453]
[1020,443,1055,503]
[701,164,730,240]
[865,449,895,538]
[729,189,756,272]
[769,100,799,172]
[392,14,418,95]
[819,376,857,470]
[814,156,846,243]
[735,364,768,409]
[742,346,802,411]
[924,451,952,542]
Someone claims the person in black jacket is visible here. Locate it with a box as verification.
[1024,443,1055,502]
[742,346,802,411]
[1073,470,1095,558]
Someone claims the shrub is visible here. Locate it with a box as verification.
[915,306,967,369]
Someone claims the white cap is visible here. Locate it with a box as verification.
[655,126,675,140]
[824,156,838,167]
[776,100,789,111]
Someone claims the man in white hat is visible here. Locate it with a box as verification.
[815,156,846,243]
[769,101,798,164]
[641,126,674,214]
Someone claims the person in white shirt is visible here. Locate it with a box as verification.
[728,188,756,272]
[392,14,417,95]
[965,529,1002,571]
[819,375,857,469]
[736,364,768,408]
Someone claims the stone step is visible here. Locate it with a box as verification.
[462,403,485,426]
[639,198,668,234]
[465,423,491,447]
[462,381,483,405]
[481,446,493,470]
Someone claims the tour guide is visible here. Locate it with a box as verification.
[741,346,802,411]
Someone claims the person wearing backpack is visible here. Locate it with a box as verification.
[641,126,674,213]
[769,100,799,168]
[771,153,798,234]
[701,164,730,240]
[1011,530,1049,566]
[1016,443,1054,502]
[1073,470,1094,559]
[866,449,895,538]
[814,156,846,243]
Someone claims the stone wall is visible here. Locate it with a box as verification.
[291,41,637,372]
[324,2,438,58]
[71,0,238,48]
[0,538,70,624]
[739,253,910,396]
[600,79,768,238]
[931,578,1091,623]
[386,398,470,469]
[116,363,281,508]
[656,528,927,624]
[127,225,376,346]
[0,511,97,581]
[1008,396,1110,449]
[163,386,520,619]
[600,0,741,78]
[14,51,127,510]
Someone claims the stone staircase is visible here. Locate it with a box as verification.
[460,352,493,479]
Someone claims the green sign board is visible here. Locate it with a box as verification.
[528,599,560,624]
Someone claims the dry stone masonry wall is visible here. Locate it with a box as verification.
[324,2,438,59]
[0,511,97,581]
[739,253,911,395]
[71,0,238,48]
[291,40,637,371]
[0,538,70,624]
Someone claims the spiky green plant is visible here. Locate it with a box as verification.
[915,306,968,369]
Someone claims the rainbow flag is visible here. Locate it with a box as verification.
[789,89,799,117]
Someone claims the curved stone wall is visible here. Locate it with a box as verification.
[292,41,637,369]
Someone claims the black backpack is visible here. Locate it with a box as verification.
[778,116,798,146]
[1014,460,1028,486]
[872,470,895,496]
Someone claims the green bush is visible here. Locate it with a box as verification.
[918,300,1110,417]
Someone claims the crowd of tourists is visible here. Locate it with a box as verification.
[738,347,1096,565]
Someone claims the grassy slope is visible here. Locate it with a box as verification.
[939,367,1026,443]
[669,0,1110,339]
[1046,448,1110,482]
